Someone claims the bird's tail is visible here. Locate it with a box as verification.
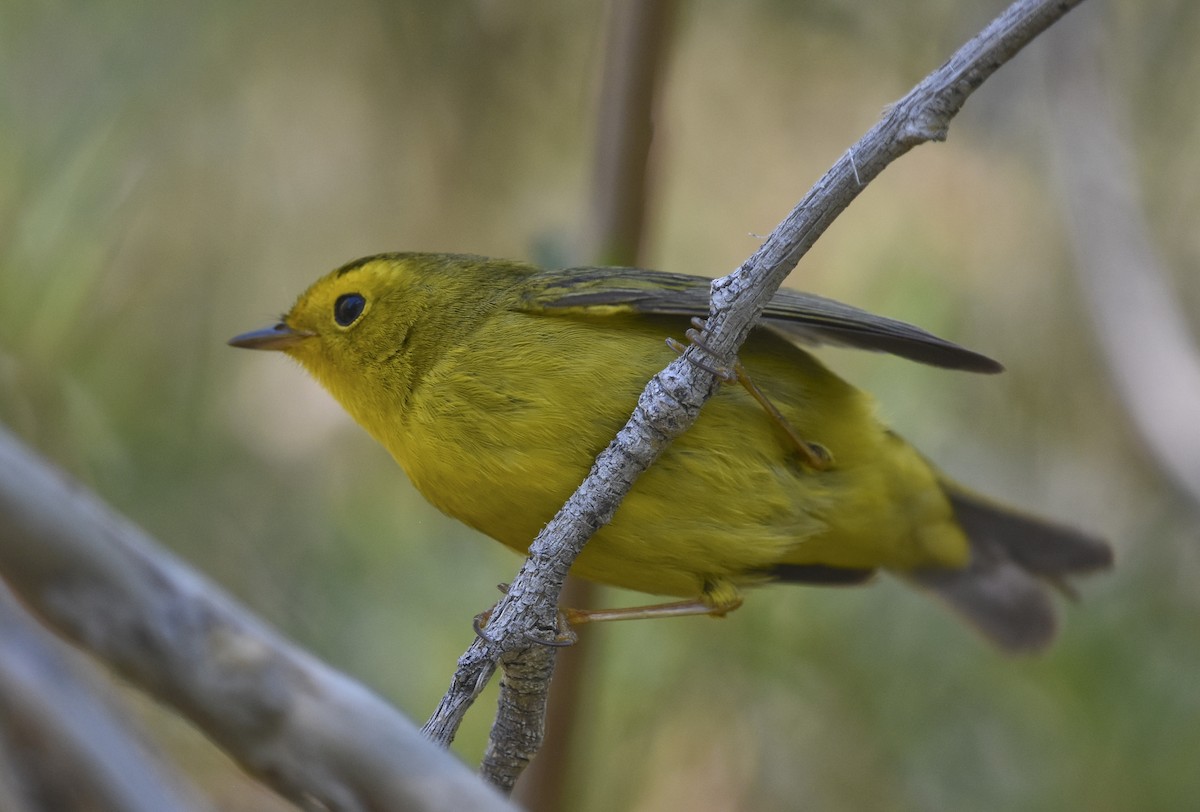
[907,483,1113,653]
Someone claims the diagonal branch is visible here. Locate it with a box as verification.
[0,584,206,812]
[0,426,518,812]
[423,0,1089,793]
[512,1,678,806]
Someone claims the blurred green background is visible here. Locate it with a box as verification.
[2,1,1198,810]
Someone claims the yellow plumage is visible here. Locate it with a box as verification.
[231,252,1111,651]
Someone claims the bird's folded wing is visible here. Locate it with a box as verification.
[520,266,1002,374]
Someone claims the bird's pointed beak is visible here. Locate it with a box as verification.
[228,322,314,351]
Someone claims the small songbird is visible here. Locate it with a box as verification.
[231,252,1112,651]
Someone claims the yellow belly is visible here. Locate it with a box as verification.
[387,312,969,599]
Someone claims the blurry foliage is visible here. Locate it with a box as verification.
[1,1,1197,810]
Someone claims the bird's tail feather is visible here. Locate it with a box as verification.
[907,484,1112,653]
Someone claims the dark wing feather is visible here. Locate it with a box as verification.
[520,266,1003,374]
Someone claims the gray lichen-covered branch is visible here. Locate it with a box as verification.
[421,0,1089,793]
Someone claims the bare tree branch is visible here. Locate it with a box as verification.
[479,643,558,793]
[0,426,518,812]
[511,1,678,804]
[423,0,1089,791]
[1047,7,1200,509]
[0,584,207,812]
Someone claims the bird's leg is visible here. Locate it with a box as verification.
[733,362,833,471]
[479,582,745,646]
[473,584,581,647]
[668,317,833,471]
[564,598,735,625]
[564,580,744,625]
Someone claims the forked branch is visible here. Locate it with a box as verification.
[423,0,1090,795]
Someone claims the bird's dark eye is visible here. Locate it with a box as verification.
[333,293,366,327]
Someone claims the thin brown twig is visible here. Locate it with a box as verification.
[422,0,1089,793]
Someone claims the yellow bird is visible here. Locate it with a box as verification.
[230,253,1111,651]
